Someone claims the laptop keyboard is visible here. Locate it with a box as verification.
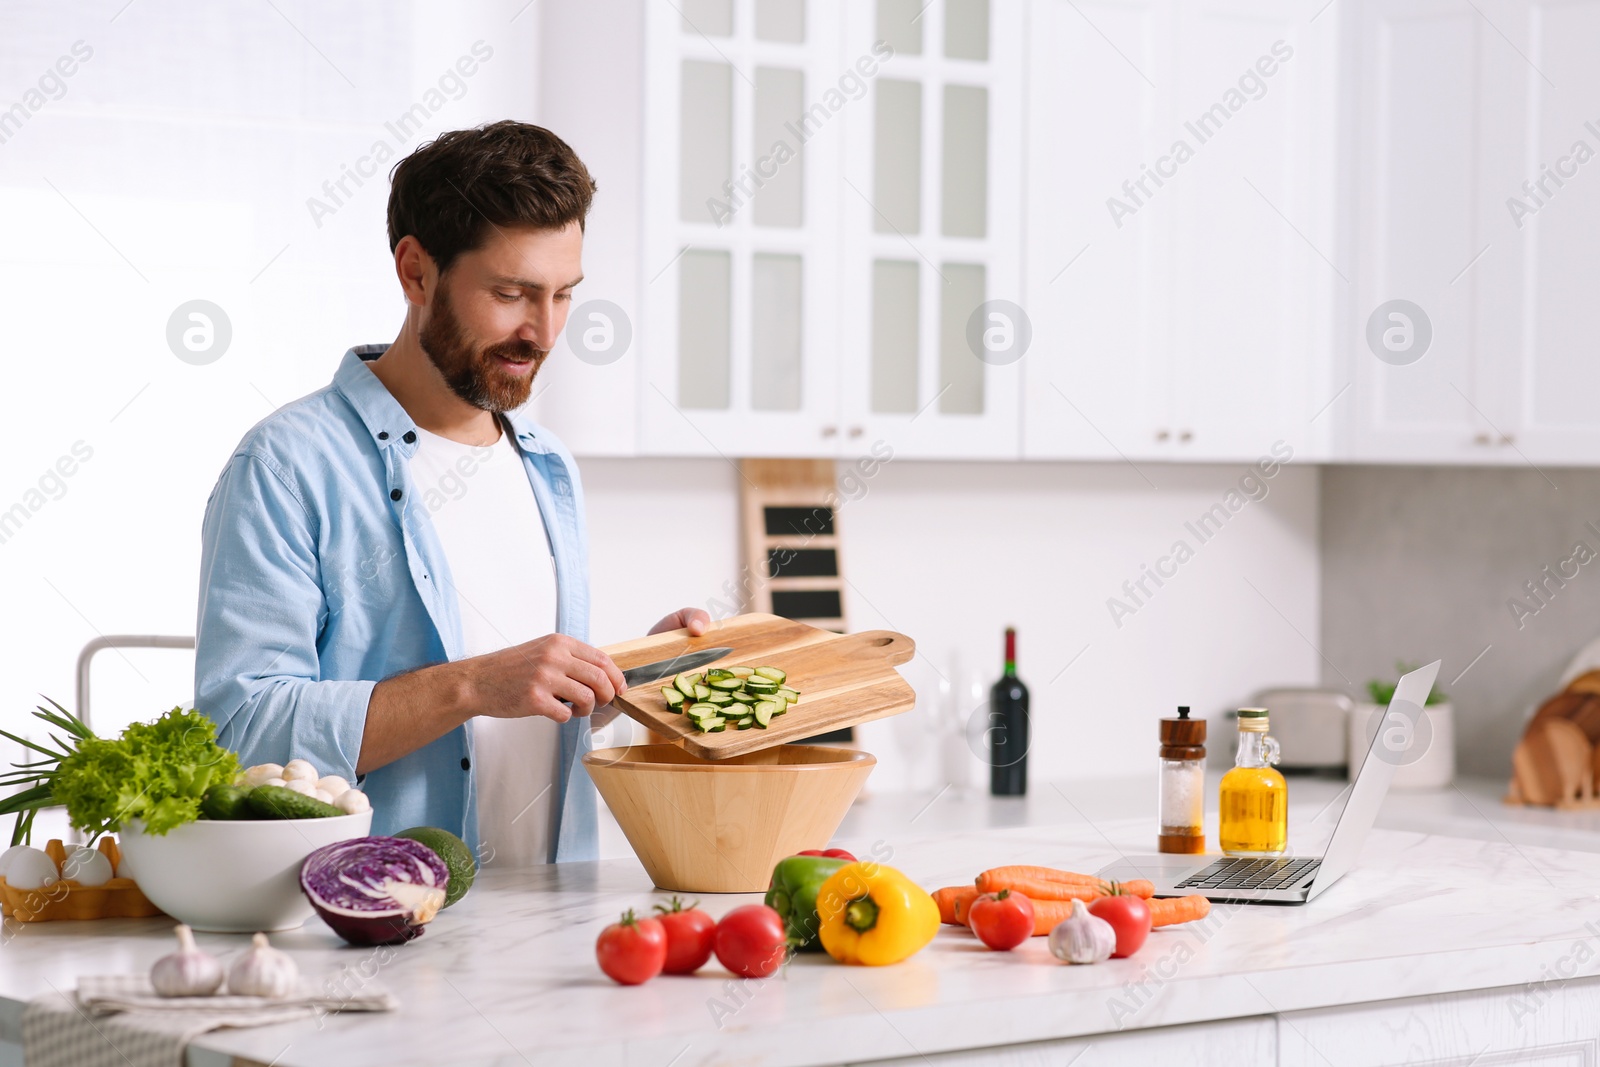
[1174,856,1320,892]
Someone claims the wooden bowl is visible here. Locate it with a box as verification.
[584,744,874,893]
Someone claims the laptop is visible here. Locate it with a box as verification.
[1098,660,1441,904]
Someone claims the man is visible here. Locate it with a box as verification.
[196,121,707,865]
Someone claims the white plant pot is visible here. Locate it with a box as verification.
[1348,700,1455,790]
[117,810,372,932]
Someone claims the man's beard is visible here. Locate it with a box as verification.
[419,284,547,414]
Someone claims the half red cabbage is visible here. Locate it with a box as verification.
[300,836,450,946]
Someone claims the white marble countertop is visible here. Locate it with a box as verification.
[3,775,1598,1067]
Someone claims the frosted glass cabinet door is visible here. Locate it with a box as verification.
[839,0,1023,459]
[640,0,843,456]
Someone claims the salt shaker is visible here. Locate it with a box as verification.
[1158,706,1207,854]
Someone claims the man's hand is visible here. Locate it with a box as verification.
[649,607,711,637]
[466,633,628,723]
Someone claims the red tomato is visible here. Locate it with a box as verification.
[596,910,667,985]
[797,848,857,861]
[654,897,717,975]
[1088,894,1152,958]
[713,904,789,978]
[966,889,1035,951]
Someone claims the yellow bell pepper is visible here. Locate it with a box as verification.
[816,861,940,966]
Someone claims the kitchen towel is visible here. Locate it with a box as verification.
[22,975,396,1067]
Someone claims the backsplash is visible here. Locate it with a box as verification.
[1320,465,1600,778]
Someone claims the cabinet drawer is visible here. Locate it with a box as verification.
[849,1014,1274,1067]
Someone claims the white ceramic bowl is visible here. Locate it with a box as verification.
[116,811,373,932]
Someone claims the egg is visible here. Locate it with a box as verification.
[60,845,113,886]
[282,759,318,782]
[3,847,59,891]
[0,845,36,878]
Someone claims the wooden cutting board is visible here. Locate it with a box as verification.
[600,613,916,760]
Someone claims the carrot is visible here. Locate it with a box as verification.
[976,868,1156,901]
[1025,896,1084,936]
[932,886,980,926]
[1147,895,1211,928]
[975,865,1102,890]
[978,877,1102,902]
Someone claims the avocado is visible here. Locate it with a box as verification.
[200,783,254,820]
[246,784,342,820]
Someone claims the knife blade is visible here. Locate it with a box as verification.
[621,646,735,689]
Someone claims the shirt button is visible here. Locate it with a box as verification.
[377,431,389,441]
[403,431,417,444]
[390,488,403,501]
[460,757,471,771]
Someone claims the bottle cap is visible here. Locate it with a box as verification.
[1159,705,1206,758]
[1237,707,1269,732]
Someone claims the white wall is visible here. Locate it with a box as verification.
[583,456,1323,793]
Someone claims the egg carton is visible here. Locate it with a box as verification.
[0,838,165,922]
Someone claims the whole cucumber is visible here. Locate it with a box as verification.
[200,783,254,820]
[246,784,342,820]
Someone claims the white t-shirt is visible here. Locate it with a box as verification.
[409,421,559,868]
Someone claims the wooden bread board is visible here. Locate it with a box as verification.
[600,613,916,760]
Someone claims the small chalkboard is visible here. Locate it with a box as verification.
[740,460,853,742]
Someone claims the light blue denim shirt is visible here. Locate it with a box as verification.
[195,345,597,862]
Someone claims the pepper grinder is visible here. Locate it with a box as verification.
[1158,706,1207,854]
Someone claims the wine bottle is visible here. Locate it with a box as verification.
[989,627,1029,796]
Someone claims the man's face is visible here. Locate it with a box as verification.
[418,222,584,413]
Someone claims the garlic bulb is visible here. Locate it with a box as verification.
[60,844,114,886]
[333,789,370,815]
[282,759,319,782]
[1048,898,1117,965]
[150,924,224,997]
[227,932,299,998]
[2,847,58,891]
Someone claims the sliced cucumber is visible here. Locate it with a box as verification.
[663,687,685,710]
[675,674,698,698]
[776,687,800,703]
[709,676,744,691]
[735,716,755,730]
[675,664,799,731]
[730,690,760,705]
[744,676,779,691]
[694,684,711,700]
[729,666,754,678]
[701,716,727,731]
[754,667,787,684]
[707,692,735,706]
[754,702,777,728]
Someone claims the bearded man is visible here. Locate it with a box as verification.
[195,121,707,865]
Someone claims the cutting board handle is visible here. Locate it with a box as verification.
[830,629,915,667]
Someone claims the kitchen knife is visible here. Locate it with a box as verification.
[621,646,734,689]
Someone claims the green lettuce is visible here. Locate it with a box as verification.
[52,708,240,839]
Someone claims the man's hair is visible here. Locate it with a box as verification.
[387,120,596,274]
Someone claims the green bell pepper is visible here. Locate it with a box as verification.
[765,854,849,951]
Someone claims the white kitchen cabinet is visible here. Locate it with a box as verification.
[537,0,1023,460]
[1022,0,1340,465]
[1342,0,1600,467]
[1278,978,1600,1066]
[836,0,1026,459]
[849,1015,1276,1066]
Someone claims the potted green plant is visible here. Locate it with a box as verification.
[1350,662,1454,789]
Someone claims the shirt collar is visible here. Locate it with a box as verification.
[333,344,552,456]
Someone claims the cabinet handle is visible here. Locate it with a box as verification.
[847,426,864,438]
[821,425,838,438]
[1155,429,1170,442]
[1473,433,1492,446]
[1179,429,1193,443]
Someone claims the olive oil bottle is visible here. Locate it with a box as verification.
[1219,708,1287,856]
